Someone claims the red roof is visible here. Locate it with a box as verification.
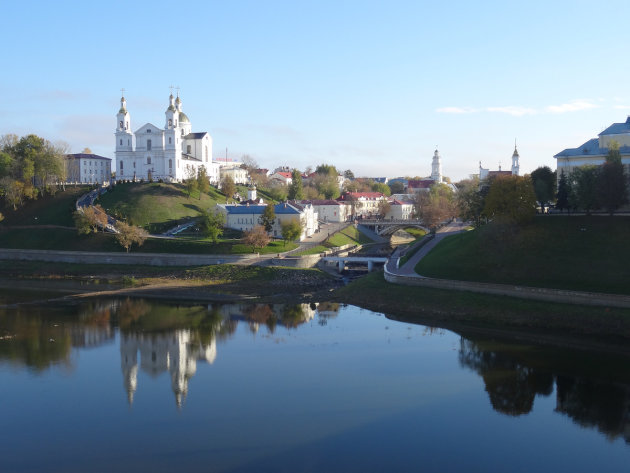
[407,179,433,189]
[273,172,292,178]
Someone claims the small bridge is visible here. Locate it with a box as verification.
[322,256,388,273]
[358,219,428,236]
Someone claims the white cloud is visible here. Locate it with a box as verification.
[485,106,536,117]
[545,100,598,114]
[436,106,479,114]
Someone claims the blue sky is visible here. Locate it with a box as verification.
[2,0,630,181]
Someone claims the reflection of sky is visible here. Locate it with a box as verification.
[1,303,629,472]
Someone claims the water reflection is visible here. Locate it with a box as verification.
[458,337,630,444]
[1,296,629,447]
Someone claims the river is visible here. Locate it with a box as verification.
[0,289,628,472]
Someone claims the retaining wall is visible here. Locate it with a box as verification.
[384,267,630,309]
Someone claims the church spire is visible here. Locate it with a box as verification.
[431,147,442,183]
[511,140,520,176]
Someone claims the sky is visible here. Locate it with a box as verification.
[2,0,630,182]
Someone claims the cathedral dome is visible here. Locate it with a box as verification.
[179,112,190,123]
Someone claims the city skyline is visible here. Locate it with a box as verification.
[2,1,630,181]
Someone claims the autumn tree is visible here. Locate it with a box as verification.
[114,221,148,252]
[483,175,536,225]
[240,154,259,172]
[378,200,391,219]
[199,208,225,243]
[287,169,304,200]
[281,218,302,245]
[221,175,236,203]
[259,204,276,232]
[184,166,198,198]
[415,184,457,228]
[456,177,485,227]
[243,225,270,253]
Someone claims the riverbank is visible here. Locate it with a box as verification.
[2,261,630,353]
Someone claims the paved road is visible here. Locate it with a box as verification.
[390,221,467,277]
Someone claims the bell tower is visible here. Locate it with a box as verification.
[431,148,442,183]
[511,142,520,176]
[115,91,133,152]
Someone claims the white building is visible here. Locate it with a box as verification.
[386,197,415,220]
[115,92,219,183]
[431,148,443,183]
[219,165,249,185]
[216,202,317,240]
[554,117,630,180]
[336,192,387,218]
[65,153,112,184]
[305,199,350,223]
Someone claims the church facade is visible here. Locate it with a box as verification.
[115,93,219,183]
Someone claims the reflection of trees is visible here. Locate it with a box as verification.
[281,304,306,328]
[556,376,630,444]
[459,338,553,416]
[458,337,630,443]
[317,302,340,326]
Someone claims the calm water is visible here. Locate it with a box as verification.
[0,291,629,472]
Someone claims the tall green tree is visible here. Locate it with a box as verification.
[530,166,556,208]
[416,183,457,228]
[221,175,236,203]
[259,204,276,233]
[197,166,210,199]
[598,146,628,215]
[371,181,391,196]
[287,169,304,200]
[556,170,570,213]
[199,209,225,243]
[456,177,485,226]
[570,166,599,215]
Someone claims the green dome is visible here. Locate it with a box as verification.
[179,112,190,123]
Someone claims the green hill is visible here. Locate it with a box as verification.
[97,182,225,233]
[1,186,90,227]
[415,216,630,295]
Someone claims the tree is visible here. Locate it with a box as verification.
[184,166,198,198]
[281,218,302,245]
[220,175,236,203]
[81,147,92,154]
[371,181,391,196]
[597,145,628,215]
[415,184,457,228]
[268,181,288,202]
[115,221,148,252]
[197,166,210,198]
[377,200,391,219]
[315,164,338,176]
[456,177,485,227]
[199,209,225,243]
[556,170,570,213]
[259,204,276,233]
[343,169,355,180]
[287,169,304,200]
[243,225,270,253]
[570,166,599,215]
[0,177,26,210]
[483,175,536,225]
[388,181,405,194]
[73,209,93,235]
[313,173,340,199]
[530,166,556,208]
[240,154,259,172]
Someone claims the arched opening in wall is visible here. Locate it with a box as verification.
[119,121,123,128]
[147,156,151,164]
[147,139,152,151]
[169,119,172,127]
[187,145,191,154]
[169,159,172,169]
[120,139,122,145]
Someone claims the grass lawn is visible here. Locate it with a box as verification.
[415,216,630,295]
[402,226,427,239]
[97,182,224,233]
[292,225,375,256]
[1,186,90,227]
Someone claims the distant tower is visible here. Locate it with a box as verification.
[431,148,442,183]
[248,185,257,201]
[511,141,520,176]
[115,93,133,152]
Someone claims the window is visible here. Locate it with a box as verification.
[147,129,151,133]
[168,119,172,127]
[127,139,130,146]
[119,139,122,146]
[147,139,152,151]
[181,129,184,137]
[119,121,123,128]
[147,157,151,164]
[120,162,123,170]
[133,162,136,169]
[205,146,208,160]
[187,145,191,154]
[169,159,172,169]
[168,137,171,144]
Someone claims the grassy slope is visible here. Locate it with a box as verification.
[97,182,224,233]
[415,216,630,295]
[334,271,630,341]
[1,186,90,227]
[293,225,374,255]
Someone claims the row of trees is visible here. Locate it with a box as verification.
[557,147,628,215]
[74,205,148,252]
[0,134,68,210]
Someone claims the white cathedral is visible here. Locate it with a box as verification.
[115,92,219,183]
